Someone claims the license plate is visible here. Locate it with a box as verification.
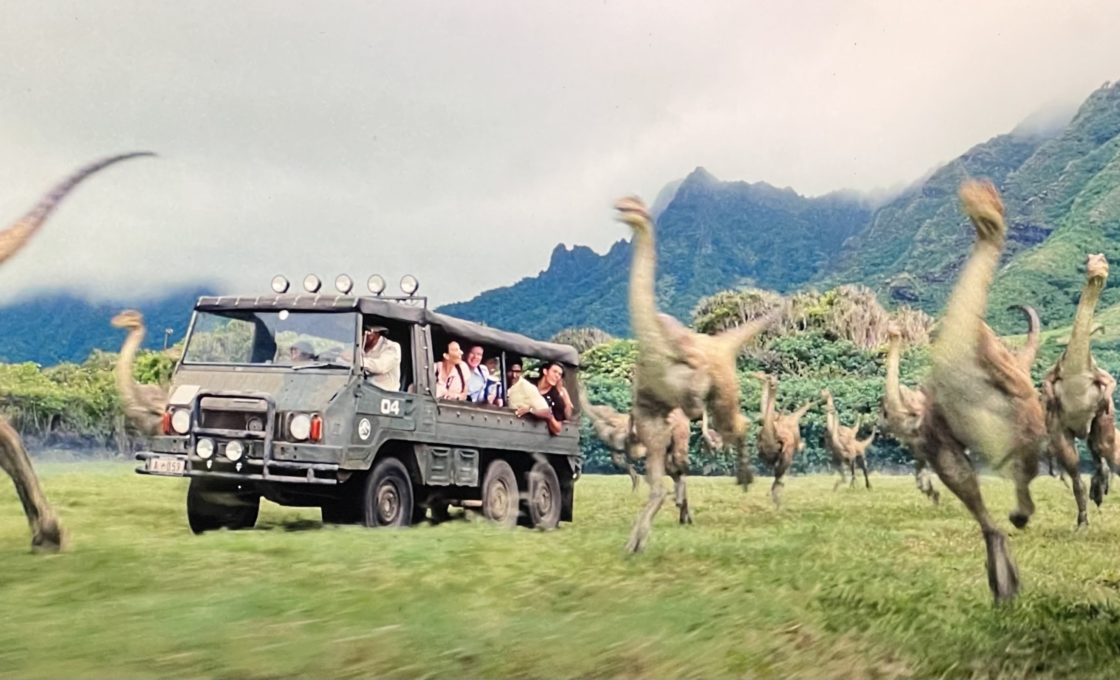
[146,455,186,475]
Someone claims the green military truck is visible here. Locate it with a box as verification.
[136,277,582,532]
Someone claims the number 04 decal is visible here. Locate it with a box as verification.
[379,398,401,416]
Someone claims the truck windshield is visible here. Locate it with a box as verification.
[182,310,358,366]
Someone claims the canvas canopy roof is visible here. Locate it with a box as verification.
[194,294,580,367]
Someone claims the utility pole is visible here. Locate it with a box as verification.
[163,327,174,350]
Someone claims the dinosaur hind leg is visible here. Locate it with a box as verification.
[1049,428,1087,527]
[625,419,670,553]
[915,460,940,505]
[858,455,871,490]
[672,472,692,525]
[0,419,63,552]
[1008,444,1039,530]
[831,460,845,492]
[848,459,858,489]
[927,436,1019,603]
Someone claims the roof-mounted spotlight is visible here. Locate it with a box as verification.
[400,274,420,296]
[367,274,386,296]
[303,274,322,294]
[271,275,290,294]
[334,274,354,295]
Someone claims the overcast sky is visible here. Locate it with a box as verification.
[1,0,1118,307]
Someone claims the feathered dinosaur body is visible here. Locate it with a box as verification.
[821,389,875,491]
[916,179,1046,603]
[110,309,169,436]
[1041,254,1118,522]
[754,372,813,507]
[614,196,774,552]
[1,151,153,552]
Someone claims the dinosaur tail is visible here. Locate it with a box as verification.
[1,152,157,265]
[1009,304,1041,369]
[713,307,784,358]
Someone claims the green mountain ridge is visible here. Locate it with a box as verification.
[444,80,1120,336]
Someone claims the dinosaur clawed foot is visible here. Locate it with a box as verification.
[31,517,64,554]
[984,530,1020,604]
[1008,510,1032,530]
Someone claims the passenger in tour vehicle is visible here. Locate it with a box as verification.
[435,340,469,400]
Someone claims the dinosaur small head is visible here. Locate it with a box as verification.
[1086,253,1109,285]
[886,321,903,340]
[613,196,652,231]
[958,179,1005,243]
[111,309,144,329]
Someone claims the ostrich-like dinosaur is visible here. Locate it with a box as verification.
[753,372,814,507]
[820,389,875,491]
[110,309,169,436]
[879,305,1039,506]
[879,323,939,504]
[614,196,774,552]
[1041,255,1116,525]
[916,180,1046,603]
[578,391,695,520]
[1,151,153,552]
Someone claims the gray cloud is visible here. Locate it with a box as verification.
[1,0,1118,307]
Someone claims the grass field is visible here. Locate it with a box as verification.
[3,464,1120,679]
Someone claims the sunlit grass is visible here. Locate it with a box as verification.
[3,464,1120,678]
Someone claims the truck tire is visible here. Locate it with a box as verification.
[187,478,260,534]
[526,460,561,529]
[481,459,520,527]
[362,457,414,527]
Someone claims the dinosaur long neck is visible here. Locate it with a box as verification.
[628,225,668,357]
[1017,305,1041,370]
[823,395,837,435]
[884,335,905,418]
[115,327,148,414]
[0,152,154,265]
[932,239,1001,370]
[713,310,778,359]
[759,379,776,434]
[1066,278,1105,373]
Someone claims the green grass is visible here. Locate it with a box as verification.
[4,464,1120,679]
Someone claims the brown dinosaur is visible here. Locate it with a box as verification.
[614,196,774,552]
[110,309,169,435]
[820,389,875,491]
[916,179,1046,603]
[0,152,153,552]
[878,323,939,504]
[1041,254,1116,524]
[878,305,1039,506]
[753,372,814,507]
[578,391,696,520]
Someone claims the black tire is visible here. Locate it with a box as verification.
[481,459,520,527]
[526,459,562,529]
[362,457,414,527]
[321,498,360,524]
[187,478,260,534]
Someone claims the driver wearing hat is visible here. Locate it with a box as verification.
[358,320,401,391]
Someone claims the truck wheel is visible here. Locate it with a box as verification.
[526,460,561,529]
[321,498,359,524]
[481,459,519,527]
[362,458,414,527]
[187,478,260,534]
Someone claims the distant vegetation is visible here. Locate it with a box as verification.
[443,81,1120,338]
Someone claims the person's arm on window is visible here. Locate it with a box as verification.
[361,342,400,375]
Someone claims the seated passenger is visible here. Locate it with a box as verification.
[483,357,504,406]
[537,361,573,422]
[508,361,570,435]
[464,345,490,403]
[435,341,468,401]
[358,323,401,391]
[289,340,316,363]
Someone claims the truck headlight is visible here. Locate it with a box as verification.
[196,438,215,459]
[170,409,191,435]
[289,414,311,441]
[225,440,244,461]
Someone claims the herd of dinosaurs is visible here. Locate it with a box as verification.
[1,156,1118,604]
